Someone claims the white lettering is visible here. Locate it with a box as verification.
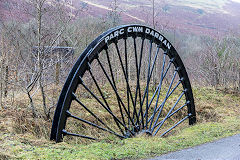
[105,36,110,43]
[145,28,150,34]
[167,43,171,50]
[109,33,114,40]
[132,27,143,32]
[104,27,171,49]
[128,27,132,32]
[163,40,167,46]
[120,29,124,34]
[159,35,163,42]
[154,32,159,39]
[114,31,119,37]
[105,29,125,43]
[150,30,155,37]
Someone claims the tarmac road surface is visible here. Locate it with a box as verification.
[149,134,240,160]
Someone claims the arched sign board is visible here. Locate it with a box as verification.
[51,24,196,142]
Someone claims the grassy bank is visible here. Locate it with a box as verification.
[0,86,240,159]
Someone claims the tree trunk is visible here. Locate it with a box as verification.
[27,91,37,118]
[55,61,60,85]
[4,65,8,97]
[40,77,49,119]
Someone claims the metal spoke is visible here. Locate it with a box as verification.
[96,57,135,129]
[159,114,191,137]
[148,53,166,129]
[138,38,145,128]
[78,77,134,135]
[144,53,170,116]
[153,91,185,135]
[133,37,140,126]
[87,66,125,135]
[151,69,178,132]
[114,42,139,126]
[147,78,182,125]
[72,92,119,135]
[62,129,96,140]
[105,49,126,126]
[105,49,117,87]
[66,110,125,139]
[137,58,173,123]
[145,44,161,128]
[124,38,131,126]
[155,102,188,127]
[145,40,153,129]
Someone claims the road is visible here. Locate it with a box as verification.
[149,134,240,160]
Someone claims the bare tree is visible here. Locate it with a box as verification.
[0,0,74,118]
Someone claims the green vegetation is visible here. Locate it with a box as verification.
[1,86,240,159]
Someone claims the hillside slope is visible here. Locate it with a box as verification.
[1,0,239,36]
[74,0,240,35]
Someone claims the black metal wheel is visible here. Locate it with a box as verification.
[50,24,196,142]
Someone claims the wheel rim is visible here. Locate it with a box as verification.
[51,24,196,142]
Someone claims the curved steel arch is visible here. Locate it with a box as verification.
[50,24,196,142]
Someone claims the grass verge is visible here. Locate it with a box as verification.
[1,117,239,160]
